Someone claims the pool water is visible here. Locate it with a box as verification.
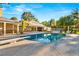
[25,33,65,43]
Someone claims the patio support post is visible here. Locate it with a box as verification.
[3,22,6,35]
[17,24,19,34]
[12,25,15,34]
[42,27,44,31]
[36,27,38,31]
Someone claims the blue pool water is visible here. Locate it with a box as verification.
[25,33,65,43]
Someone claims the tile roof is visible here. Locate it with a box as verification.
[0,17,18,23]
[28,20,45,27]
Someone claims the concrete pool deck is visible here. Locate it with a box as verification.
[0,40,39,49]
[0,36,79,56]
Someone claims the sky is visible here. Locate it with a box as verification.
[2,3,79,22]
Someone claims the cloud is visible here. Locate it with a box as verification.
[3,7,6,10]
[3,4,43,15]
[13,4,43,12]
[3,4,32,16]
[15,7,23,12]
[14,5,33,12]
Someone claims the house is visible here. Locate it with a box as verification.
[28,20,45,31]
[19,20,46,32]
[0,17,19,35]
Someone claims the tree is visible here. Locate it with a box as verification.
[10,17,18,20]
[65,15,75,33]
[21,12,39,22]
[57,16,66,28]
[21,12,39,33]
[32,18,39,22]
[71,8,79,28]
[22,12,34,21]
[71,8,79,21]
[48,19,56,28]
[41,21,49,26]
[21,19,29,34]
[57,15,75,33]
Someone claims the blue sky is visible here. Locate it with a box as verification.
[2,3,79,22]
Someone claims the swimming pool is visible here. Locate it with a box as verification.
[24,33,65,43]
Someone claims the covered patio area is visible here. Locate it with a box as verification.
[27,21,45,31]
[0,17,19,35]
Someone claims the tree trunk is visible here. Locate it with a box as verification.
[67,26,70,33]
